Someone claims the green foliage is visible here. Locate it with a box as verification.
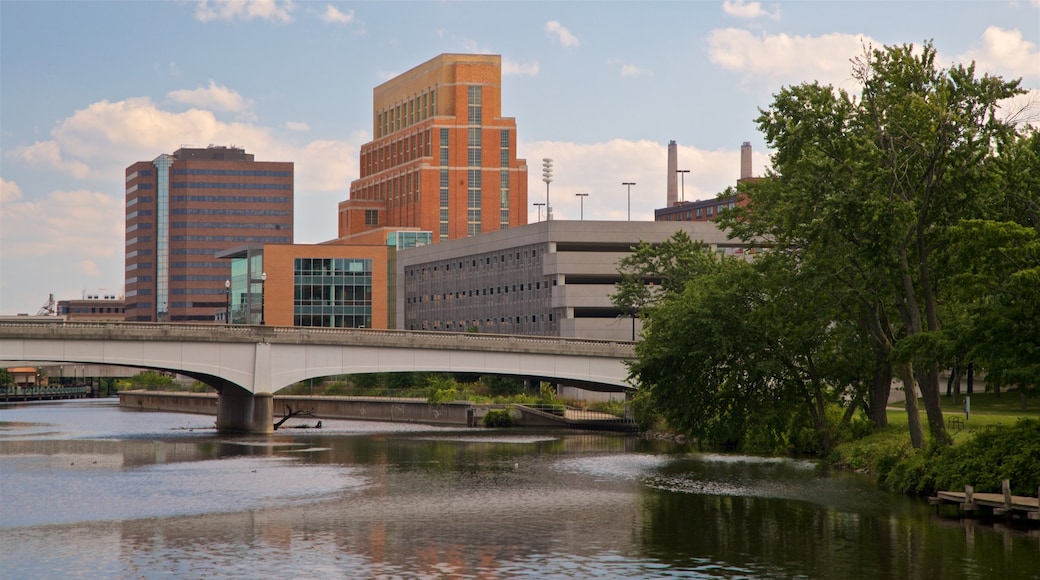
[483,409,513,428]
[188,381,212,393]
[833,420,1040,497]
[322,381,351,396]
[426,374,461,404]
[480,375,526,397]
[128,371,176,390]
[926,419,1040,496]
[628,389,664,432]
[0,369,12,388]
[538,382,557,402]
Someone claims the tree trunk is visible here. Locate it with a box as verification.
[897,364,925,449]
[917,363,951,446]
[869,345,892,428]
[966,363,974,394]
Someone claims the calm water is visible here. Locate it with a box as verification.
[1,400,1037,579]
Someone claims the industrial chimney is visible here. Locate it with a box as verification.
[740,141,753,181]
[667,140,678,207]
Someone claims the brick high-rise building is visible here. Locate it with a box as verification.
[124,146,293,322]
[340,54,528,243]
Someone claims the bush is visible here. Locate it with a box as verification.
[927,419,1040,495]
[483,409,513,427]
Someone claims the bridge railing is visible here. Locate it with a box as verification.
[0,320,636,357]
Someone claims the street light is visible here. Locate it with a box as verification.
[622,182,636,221]
[224,279,231,324]
[575,193,589,220]
[676,170,690,203]
[533,202,546,222]
[542,158,553,221]
[260,271,267,325]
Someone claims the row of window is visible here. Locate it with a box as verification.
[353,171,422,206]
[361,129,432,176]
[170,169,291,177]
[376,88,437,138]
[170,182,291,190]
[412,314,554,332]
[170,195,290,204]
[408,280,552,303]
[407,249,539,276]
[168,235,291,243]
[170,208,291,217]
[170,222,290,230]
[296,257,371,274]
[125,169,154,182]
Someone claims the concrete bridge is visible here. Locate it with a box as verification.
[0,321,635,434]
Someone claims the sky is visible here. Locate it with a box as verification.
[1,0,1038,316]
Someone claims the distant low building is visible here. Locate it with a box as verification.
[397,220,751,341]
[57,293,125,321]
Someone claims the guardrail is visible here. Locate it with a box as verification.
[0,320,636,357]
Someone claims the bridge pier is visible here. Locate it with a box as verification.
[216,390,274,434]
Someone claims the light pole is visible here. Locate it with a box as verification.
[542,158,553,221]
[260,271,267,325]
[622,182,636,221]
[224,279,231,324]
[676,169,690,203]
[575,193,589,220]
[534,202,545,222]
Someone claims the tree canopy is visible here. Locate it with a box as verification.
[623,41,1037,451]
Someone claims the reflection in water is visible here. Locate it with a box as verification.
[1,400,1037,579]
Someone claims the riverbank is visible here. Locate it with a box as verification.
[829,393,1040,501]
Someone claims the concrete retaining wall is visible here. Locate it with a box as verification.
[119,391,480,427]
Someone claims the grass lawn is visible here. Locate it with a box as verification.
[883,390,1038,444]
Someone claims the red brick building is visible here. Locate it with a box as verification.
[339,54,528,243]
[124,146,293,322]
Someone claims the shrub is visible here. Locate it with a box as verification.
[483,409,513,427]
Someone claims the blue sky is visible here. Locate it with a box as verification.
[1,0,1038,316]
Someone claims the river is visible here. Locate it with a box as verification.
[0,399,1036,579]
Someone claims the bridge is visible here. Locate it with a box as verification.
[0,321,636,434]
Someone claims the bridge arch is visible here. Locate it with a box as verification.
[1,321,636,433]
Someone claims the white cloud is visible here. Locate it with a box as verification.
[0,187,125,314]
[722,0,780,20]
[503,59,540,76]
[707,28,870,90]
[321,5,354,24]
[620,65,645,77]
[0,95,363,312]
[285,121,310,131]
[0,178,24,204]
[546,21,580,48]
[522,139,762,222]
[958,26,1040,81]
[194,0,295,23]
[168,80,251,113]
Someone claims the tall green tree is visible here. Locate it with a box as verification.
[726,41,1025,447]
[946,219,1040,410]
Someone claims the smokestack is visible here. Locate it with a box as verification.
[740,141,752,181]
[667,140,678,207]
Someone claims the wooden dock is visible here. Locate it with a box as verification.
[929,479,1040,521]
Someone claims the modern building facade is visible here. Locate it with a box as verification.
[397,220,746,340]
[339,54,528,244]
[218,230,431,328]
[124,146,293,322]
[655,141,753,223]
